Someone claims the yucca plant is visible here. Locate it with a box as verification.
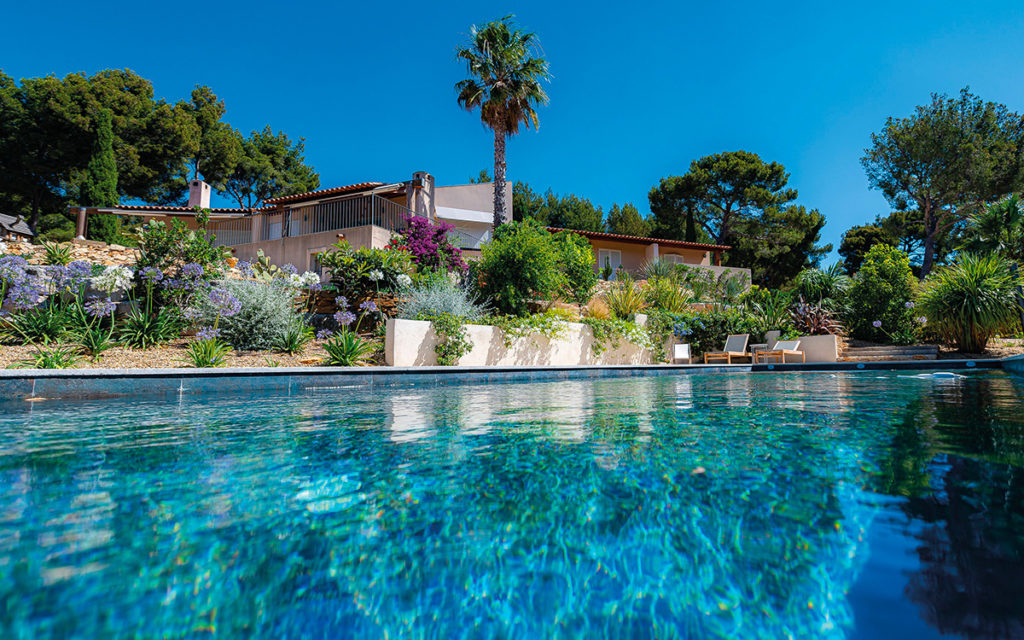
[42,241,73,266]
[918,253,1023,353]
[640,258,675,281]
[183,336,232,367]
[643,276,691,313]
[750,290,795,334]
[604,273,647,319]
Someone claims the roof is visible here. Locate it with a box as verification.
[0,213,35,236]
[262,182,389,205]
[546,227,730,251]
[99,205,256,214]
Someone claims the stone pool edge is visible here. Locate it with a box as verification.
[0,358,1013,402]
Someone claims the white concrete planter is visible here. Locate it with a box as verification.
[765,331,839,363]
[385,318,655,367]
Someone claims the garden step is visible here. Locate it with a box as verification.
[843,346,939,355]
[838,354,938,362]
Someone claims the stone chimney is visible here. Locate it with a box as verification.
[188,180,211,209]
[408,171,435,219]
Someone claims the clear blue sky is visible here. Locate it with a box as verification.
[3,0,1024,258]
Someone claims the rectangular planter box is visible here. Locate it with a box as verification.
[385,318,655,367]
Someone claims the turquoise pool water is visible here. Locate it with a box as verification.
[1,371,1023,638]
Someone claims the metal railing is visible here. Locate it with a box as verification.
[208,194,413,247]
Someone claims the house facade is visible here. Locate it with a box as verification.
[73,172,749,282]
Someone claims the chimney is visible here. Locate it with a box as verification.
[188,180,211,209]
[409,171,435,219]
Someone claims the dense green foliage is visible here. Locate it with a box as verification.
[455,15,550,226]
[846,244,918,343]
[476,219,562,316]
[419,312,474,365]
[605,203,651,237]
[918,253,1023,353]
[222,127,319,209]
[319,240,413,303]
[322,329,376,366]
[552,230,598,307]
[862,88,1024,276]
[0,69,318,238]
[511,182,604,231]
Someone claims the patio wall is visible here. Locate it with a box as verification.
[385,318,655,367]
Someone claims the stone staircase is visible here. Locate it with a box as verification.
[839,344,939,362]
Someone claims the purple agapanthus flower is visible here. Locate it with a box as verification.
[315,329,333,340]
[139,266,164,284]
[333,310,356,327]
[51,260,92,292]
[335,295,349,309]
[872,320,882,328]
[359,300,378,313]
[0,255,28,284]
[180,263,204,279]
[917,316,928,325]
[237,261,254,277]
[209,287,242,317]
[904,301,915,309]
[196,327,221,340]
[85,297,117,317]
[182,307,202,321]
[281,263,298,276]
[6,280,45,310]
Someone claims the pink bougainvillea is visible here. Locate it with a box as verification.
[389,215,468,273]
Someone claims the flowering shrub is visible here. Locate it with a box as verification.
[388,215,468,273]
[318,241,413,304]
[668,308,762,356]
[476,219,562,316]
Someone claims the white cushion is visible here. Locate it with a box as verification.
[673,344,690,362]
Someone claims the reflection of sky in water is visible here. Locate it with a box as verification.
[1,371,1022,638]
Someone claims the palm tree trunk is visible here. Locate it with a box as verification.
[492,125,507,228]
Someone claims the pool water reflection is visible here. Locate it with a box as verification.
[1,371,1022,638]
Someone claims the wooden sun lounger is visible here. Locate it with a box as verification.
[754,340,805,363]
[703,334,750,364]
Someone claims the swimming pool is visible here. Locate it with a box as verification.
[1,370,1022,638]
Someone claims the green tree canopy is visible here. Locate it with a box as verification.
[862,87,1024,277]
[180,86,240,192]
[649,151,797,246]
[838,223,893,275]
[727,205,831,288]
[223,127,320,209]
[605,203,651,237]
[455,15,550,226]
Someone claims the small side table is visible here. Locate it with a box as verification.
[750,343,769,362]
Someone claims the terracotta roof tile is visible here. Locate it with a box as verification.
[546,227,731,251]
[262,182,388,205]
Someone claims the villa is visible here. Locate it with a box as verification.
[72,172,749,282]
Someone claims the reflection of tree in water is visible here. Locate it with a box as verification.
[876,375,1024,639]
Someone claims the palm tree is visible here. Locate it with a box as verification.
[961,194,1024,327]
[455,16,550,228]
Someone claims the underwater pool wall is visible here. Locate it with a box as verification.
[0,358,1010,403]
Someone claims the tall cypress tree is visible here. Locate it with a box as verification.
[81,109,121,243]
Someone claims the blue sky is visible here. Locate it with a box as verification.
[3,0,1023,259]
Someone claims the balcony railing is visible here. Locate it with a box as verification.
[208,194,413,247]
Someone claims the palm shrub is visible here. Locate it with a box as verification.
[604,272,647,319]
[641,258,675,281]
[191,280,299,351]
[476,219,562,316]
[847,244,918,343]
[794,263,850,309]
[918,253,1023,353]
[643,277,691,313]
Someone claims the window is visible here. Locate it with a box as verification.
[597,249,622,278]
[662,253,687,265]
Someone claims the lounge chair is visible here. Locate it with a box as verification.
[755,339,805,363]
[703,334,750,364]
[672,343,691,364]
